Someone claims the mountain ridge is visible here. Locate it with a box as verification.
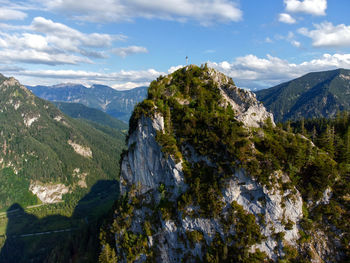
[255,68,350,122]
[28,83,148,122]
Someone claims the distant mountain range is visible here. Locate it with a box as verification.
[28,84,148,122]
[255,68,350,122]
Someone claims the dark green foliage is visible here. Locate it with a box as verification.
[0,168,38,208]
[256,68,350,122]
[285,112,350,258]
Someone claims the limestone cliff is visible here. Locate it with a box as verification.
[100,65,345,263]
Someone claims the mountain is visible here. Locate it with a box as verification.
[255,68,350,122]
[28,84,148,122]
[52,101,128,132]
[0,74,125,261]
[100,65,349,262]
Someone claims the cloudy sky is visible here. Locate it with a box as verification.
[0,0,349,90]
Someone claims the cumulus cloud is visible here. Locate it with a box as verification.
[0,31,92,65]
[30,17,115,53]
[278,13,296,24]
[0,17,126,65]
[7,53,350,90]
[0,8,27,20]
[208,53,350,89]
[299,22,350,47]
[12,68,164,87]
[284,0,327,16]
[0,48,91,65]
[112,46,148,58]
[45,0,242,25]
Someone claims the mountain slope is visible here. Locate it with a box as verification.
[0,74,124,209]
[100,65,348,262]
[52,101,128,132]
[28,83,147,122]
[255,68,350,122]
[0,74,127,262]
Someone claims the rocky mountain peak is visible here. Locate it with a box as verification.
[152,65,274,128]
[101,65,343,262]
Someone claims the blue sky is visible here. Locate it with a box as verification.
[0,0,350,90]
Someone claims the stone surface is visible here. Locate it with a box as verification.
[208,68,274,128]
[120,113,185,197]
[29,181,69,203]
[67,140,92,158]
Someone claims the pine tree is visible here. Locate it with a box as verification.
[312,126,317,142]
[300,118,306,135]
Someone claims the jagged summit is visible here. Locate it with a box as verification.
[142,65,274,128]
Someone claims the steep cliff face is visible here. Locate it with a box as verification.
[120,114,185,196]
[101,65,346,263]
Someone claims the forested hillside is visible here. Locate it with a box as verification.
[0,74,125,262]
[256,68,350,122]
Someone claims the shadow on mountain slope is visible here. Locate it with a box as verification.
[0,180,119,263]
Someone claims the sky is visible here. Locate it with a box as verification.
[0,0,350,90]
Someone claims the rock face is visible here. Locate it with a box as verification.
[120,113,185,196]
[117,114,302,262]
[29,181,69,203]
[103,66,343,263]
[67,140,92,158]
[208,68,274,128]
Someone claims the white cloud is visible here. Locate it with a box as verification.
[207,53,350,89]
[12,68,164,87]
[168,65,184,73]
[284,0,327,16]
[0,8,27,20]
[276,31,301,48]
[45,0,242,25]
[112,46,148,58]
[5,53,350,89]
[291,40,301,47]
[265,37,273,43]
[278,13,296,24]
[299,22,350,47]
[30,17,115,48]
[0,48,90,65]
[0,17,124,65]
[112,82,150,90]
